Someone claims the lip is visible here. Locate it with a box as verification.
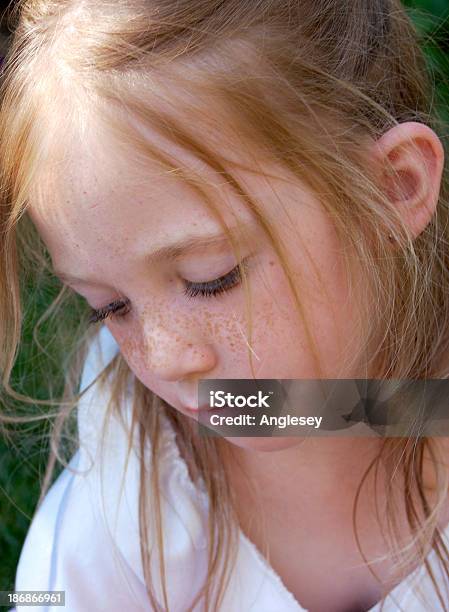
[182,404,211,416]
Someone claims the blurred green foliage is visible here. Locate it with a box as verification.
[0,0,448,596]
[0,272,81,593]
[403,0,449,128]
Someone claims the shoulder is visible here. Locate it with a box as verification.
[14,326,148,609]
[15,325,210,611]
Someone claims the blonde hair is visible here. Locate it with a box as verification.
[1,0,449,609]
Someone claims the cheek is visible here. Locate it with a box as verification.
[240,265,317,379]
[110,328,176,405]
[109,326,152,384]
[246,251,364,379]
[104,240,364,387]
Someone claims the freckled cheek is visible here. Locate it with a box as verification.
[237,259,351,378]
[108,329,168,399]
[204,270,295,375]
[105,274,302,381]
[259,253,366,376]
[108,326,147,377]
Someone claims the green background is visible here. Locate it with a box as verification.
[0,0,448,594]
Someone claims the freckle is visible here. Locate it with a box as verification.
[269,260,275,266]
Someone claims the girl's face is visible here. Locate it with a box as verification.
[28,119,369,451]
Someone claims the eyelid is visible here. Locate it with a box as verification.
[183,257,250,299]
[88,298,131,325]
[87,256,251,325]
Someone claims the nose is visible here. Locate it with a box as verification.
[144,323,218,382]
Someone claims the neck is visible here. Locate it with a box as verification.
[226,436,384,503]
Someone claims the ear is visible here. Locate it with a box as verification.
[370,121,445,239]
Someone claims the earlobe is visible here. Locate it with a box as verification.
[370,121,445,240]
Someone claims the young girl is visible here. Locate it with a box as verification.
[1,0,449,610]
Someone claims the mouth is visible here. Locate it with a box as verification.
[183,404,237,425]
[182,404,211,416]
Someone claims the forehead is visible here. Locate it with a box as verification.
[27,114,260,266]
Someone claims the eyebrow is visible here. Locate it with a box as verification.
[53,221,255,286]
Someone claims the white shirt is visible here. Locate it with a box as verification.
[13,325,449,611]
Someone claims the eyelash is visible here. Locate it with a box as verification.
[88,298,131,326]
[87,258,249,326]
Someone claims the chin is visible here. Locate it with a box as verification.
[224,436,307,452]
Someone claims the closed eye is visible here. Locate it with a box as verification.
[87,257,250,326]
[88,298,131,326]
[183,257,249,299]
